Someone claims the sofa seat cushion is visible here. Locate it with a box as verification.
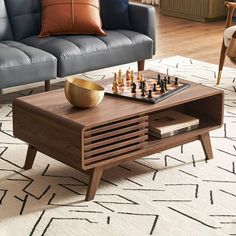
[0,41,57,89]
[21,30,153,77]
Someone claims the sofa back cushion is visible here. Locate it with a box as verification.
[4,0,42,40]
[100,0,130,30]
[0,0,13,40]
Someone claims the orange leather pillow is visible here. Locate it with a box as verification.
[39,0,106,37]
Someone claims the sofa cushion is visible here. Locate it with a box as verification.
[0,0,13,40]
[0,41,57,89]
[100,0,130,30]
[40,0,106,37]
[22,30,153,77]
[4,0,42,40]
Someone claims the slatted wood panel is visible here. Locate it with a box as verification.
[83,115,148,167]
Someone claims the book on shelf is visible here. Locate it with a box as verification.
[149,110,199,138]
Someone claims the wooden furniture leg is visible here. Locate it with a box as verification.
[217,42,227,85]
[45,80,51,91]
[85,167,103,201]
[138,60,145,71]
[23,145,37,170]
[200,132,213,160]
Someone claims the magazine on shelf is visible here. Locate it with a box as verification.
[149,110,199,138]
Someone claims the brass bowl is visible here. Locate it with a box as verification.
[64,77,105,108]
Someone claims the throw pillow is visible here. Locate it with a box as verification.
[39,0,106,37]
[100,0,131,30]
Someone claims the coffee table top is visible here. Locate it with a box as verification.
[14,70,223,128]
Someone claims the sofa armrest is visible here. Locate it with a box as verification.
[129,3,156,55]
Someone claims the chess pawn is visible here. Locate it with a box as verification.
[137,71,142,81]
[130,70,134,81]
[118,69,123,84]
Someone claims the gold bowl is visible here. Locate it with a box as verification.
[64,77,105,108]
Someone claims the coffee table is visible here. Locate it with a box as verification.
[12,70,224,201]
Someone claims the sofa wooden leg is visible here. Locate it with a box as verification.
[45,80,51,91]
[23,145,37,170]
[85,167,103,201]
[217,41,227,85]
[138,60,145,71]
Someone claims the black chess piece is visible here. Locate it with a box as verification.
[160,80,165,93]
[157,74,161,85]
[131,82,136,93]
[164,78,168,91]
[167,76,171,84]
[174,77,179,85]
[148,90,152,98]
[143,80,147,89]
[139,81,143,89]
[153,83,157,92]
[141,88,146,97]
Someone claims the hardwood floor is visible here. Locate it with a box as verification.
[152,6,233,67]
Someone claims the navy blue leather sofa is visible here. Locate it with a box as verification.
[0,0,156,90]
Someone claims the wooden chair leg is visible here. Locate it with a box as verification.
[217,41,227,85]
[23,145,37,170]
[45,80,51,91]
[200,133,213,160]
[85,167,103,201]
[138,60,145,71]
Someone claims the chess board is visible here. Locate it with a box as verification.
[104,74,191,104]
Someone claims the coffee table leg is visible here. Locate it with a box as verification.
[23,145,37,170]
[200,132,213,160]
[85,167,103,201]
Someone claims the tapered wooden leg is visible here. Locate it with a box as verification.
[23,145,37,170]
[85,167,103,201]
[45,80,51,91]
[138,60,145,71]
[200,133,213,160]
[217,41,227,85]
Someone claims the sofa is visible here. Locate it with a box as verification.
[0,0,156,91]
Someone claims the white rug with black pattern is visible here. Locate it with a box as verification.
[1,56,236,236]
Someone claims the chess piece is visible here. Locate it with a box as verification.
[157,74,161,85]
[120,77,125,87]
[130,70,134,83]
[164,77,168,91]
[153,83,157,92]
[118,69,123,84]
[137,71,142,81]
[112,79,119,93]
[160,80,165,93]
[113,72,118,80]
[174,77,179,85]
[167,76,171,84]
[126,68,131,81]
[139,81,143,89]
[148,90,152,98]
[143,79,147,89]
[131,82,136,93]
[141,88,146,97]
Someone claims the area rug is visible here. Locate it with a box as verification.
[0,56,236,236]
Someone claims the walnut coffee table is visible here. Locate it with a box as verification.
[12,70,224,201]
